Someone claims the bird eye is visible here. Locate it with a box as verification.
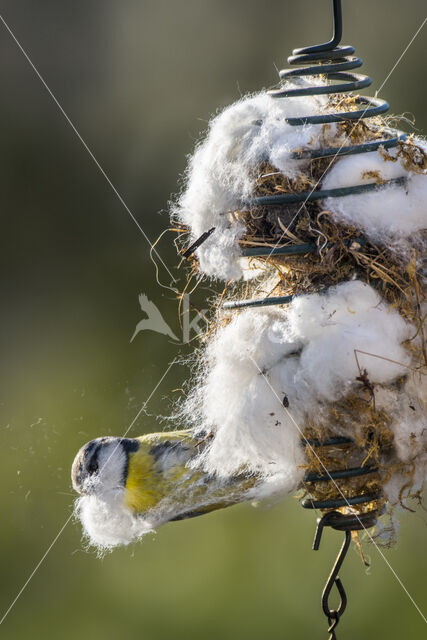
[86,456,99,475]
[83,440,101,477]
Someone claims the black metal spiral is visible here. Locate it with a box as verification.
[222,9,391,634]
[260,0,406,179]
[223,3,388,525]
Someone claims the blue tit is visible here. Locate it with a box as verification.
[72,430,256,524]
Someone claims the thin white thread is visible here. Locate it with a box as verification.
[0,13,176,285]
[249,355,427,624]
[0,515,72,626]
[376,17,427,95]
[0,359,177,626]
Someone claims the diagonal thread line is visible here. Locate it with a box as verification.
[0,514,72,626]
[0,13,176,284]
[0,359,177,626]
[376,16,427,95]
[249,355,427,625]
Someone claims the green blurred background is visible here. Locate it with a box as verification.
[0,1,426,638]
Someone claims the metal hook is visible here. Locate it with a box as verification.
[293,0,342,56]
[313,512,352,639]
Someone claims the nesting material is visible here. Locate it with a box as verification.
[173,85,427,282]
[175,84,427,538]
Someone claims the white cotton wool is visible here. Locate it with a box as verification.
[75,491,155,553]
[285,280,413,397]
[392,374,427,464]
[362,374,427,507]
[323,147,427,239]
[174,82,338,280]
[384,372,427,508]
[186,280,414,485]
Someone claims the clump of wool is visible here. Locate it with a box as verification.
[323,147,427,240]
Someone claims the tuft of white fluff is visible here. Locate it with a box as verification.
[174,83,337,280]
[183,280,415,485]
[75,491,155,553]
[382,372,427,506]
[323,147,427,239]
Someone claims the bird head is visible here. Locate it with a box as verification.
[72,436,139,497]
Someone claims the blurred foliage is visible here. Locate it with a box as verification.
[0,1,425,638]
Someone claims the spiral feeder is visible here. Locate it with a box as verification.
[175,1,426,637]
[72,2,426,639]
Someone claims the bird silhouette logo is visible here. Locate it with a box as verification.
[130,294,179,343]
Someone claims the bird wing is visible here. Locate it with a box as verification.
[148,437,195,471]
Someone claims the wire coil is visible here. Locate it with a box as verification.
[301,435,381,516]
[222,0,392,527]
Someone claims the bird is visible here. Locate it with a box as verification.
[72,430,256,524]
[130,294,178,342]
